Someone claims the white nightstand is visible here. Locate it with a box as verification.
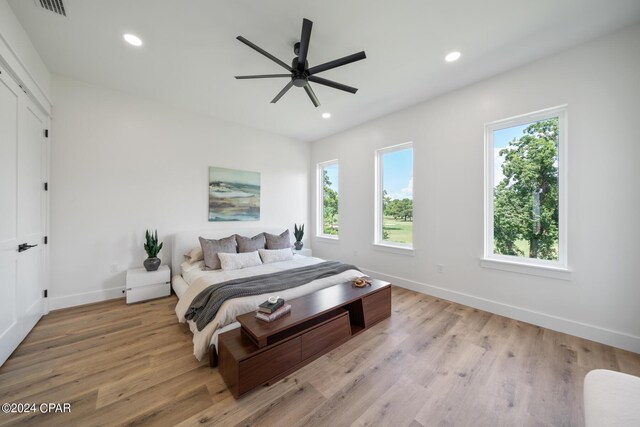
[293,248,312,257]
[126,265,171,304]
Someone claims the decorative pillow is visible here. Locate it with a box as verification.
[264,230,291,250]
[236,233,266,253]
[184,247,204,263]
[259,247,294,264]
[181,260,204,276]
[218,251,262,271]
[199,235,237,270]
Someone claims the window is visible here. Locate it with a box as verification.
[484,106,568,276]
[317,160,339,238]
[375,143,414,249]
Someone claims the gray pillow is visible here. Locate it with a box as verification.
[236,233,266,253]
[199,235,237,270]
[264,230,291,250]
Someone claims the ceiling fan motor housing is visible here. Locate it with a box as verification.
[291,56,309,86]
[292,77,307,87]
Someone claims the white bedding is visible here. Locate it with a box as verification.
[175,255,362,360]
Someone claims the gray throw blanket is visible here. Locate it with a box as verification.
[185,261,359,331]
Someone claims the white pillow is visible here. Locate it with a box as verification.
[259,247,294,264]
[218,251,262,271]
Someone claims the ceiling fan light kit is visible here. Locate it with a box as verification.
[235,18,366,107]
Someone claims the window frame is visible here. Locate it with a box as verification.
[316,159,340,240]
[374,142,414,252]
[483,105,569,279]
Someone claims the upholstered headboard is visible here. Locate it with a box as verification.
[171,226,291,275]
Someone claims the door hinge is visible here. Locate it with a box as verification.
[44,182,48,191]
[44,129,49,138]
[44,289,48,298]
[44,236,48,244]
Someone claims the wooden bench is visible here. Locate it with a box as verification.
[217,279,391,398]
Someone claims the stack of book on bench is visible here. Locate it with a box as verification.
[256,298,291,322]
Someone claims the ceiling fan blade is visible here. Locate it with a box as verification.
[307,51,367,75]
[271,80,295,103]
[308,76,358,94]
[297,18,313,71]
[304,83,320,107]
[235,74,291,79]
[236,36,293,72]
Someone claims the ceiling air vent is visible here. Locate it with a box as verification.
[36,0,67,17]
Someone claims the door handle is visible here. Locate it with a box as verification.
[18,243,38,252]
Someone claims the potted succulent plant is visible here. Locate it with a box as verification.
[143,229,163,271]
[293,223,304,250]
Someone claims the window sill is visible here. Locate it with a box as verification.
[372,243,414,256]
[480,257,572,281]
[315,235,339,244]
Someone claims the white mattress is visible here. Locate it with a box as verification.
[171,274,189,299]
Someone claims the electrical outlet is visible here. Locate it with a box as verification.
[436,264,444,273]
[109,264,118,273]
[353,251,358,257]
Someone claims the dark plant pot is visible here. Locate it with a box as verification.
[144,257,161,272]
[294,241,303,250]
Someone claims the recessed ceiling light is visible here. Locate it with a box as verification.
[123,33,143,47]
[322,112,331,119]
[445,51,461,62]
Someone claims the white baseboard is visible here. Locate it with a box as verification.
[48,287,125,311]
[362,268,640,354]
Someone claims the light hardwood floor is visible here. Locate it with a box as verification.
[0,287,638,426]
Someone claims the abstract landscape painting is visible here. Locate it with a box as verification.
[208,166,260,221]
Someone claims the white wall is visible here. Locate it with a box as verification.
[0,0,51,115]
[50,75,310,309]
[310,24,640,353]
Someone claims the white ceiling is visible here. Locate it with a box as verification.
[9,0,640,141]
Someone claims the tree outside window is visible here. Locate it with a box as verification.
[488,109,565,266]
[376,144,413,247]
[318,162,339,237]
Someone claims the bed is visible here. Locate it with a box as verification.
[170,227,363,363]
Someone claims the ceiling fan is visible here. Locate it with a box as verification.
[235,18,366,108]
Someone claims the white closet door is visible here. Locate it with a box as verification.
[0,67,47,366]
[0,69,21,365]
[17,100,46,338]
